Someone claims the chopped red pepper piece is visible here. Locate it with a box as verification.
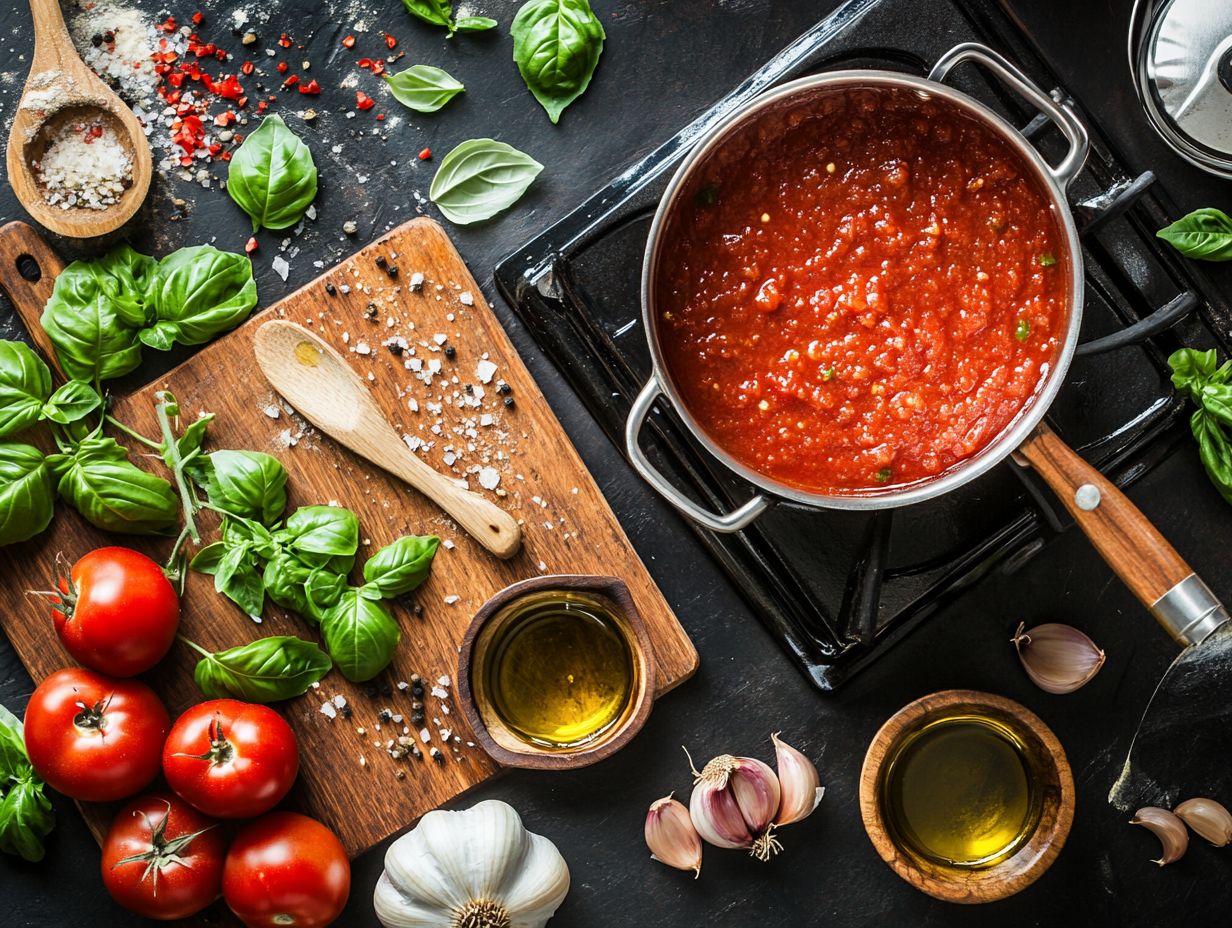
[240,60,254,75]
[283,74,300,88]
[276,61,289,74]
[384,32,397,49]
[418,147,432,160]
[355,91,375,110]
[299,79,321,95]
[191,11,204,25]
[245,237,258,254]
[278,33,292,48]
[376,113,385,121]
[342,35,356,48]
[357,57,373,69]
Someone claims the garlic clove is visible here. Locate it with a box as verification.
[1130,806,1189,866]
[689,767,754,849]
[1174,797,1232,847]
[1012,621,1106,694]
[771,732,825,827]
[499,833,572,923]
[685,747,783,859]
[727,756,781,834]
[645,794,702,877]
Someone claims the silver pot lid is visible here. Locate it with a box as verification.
[1130,0,1232,177]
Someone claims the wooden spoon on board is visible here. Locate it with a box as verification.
[5,0,153,238]
[253,320,523,560]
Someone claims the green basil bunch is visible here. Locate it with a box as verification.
[0,704,54,862]
[1170,348,1232,503]
[41,244,257,382]
[0,340,179,543]
[192,491,439,681]
[511,0,605,123]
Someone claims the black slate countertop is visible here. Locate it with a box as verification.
[3,1,1231,925]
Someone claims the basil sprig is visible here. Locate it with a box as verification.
[401,0,496,36]
[1158,208,1232,262]
[227,115,318,232]
[185,635,332,703]
[191,501,439,682]
[47,434,180,536]
[0,704,55,862]
[383,65,465,113]
[41,244,257,383]
[0,442,55,547]
[430,139,543,225]
[1170,348,1232,503]
[511,0,605,124]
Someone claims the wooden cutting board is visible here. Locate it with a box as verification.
[0,218,697,858]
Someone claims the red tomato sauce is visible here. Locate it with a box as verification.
[657,87,1068,494]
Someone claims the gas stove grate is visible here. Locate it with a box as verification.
[493,0,1232,690]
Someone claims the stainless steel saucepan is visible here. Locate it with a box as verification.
[625,42,1228,648]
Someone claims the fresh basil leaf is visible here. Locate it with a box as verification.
[1191,409,1232,505]
[200,450,288,525]
[455,15,497,30]
[362,534,440,598]
[0,442,56,546]
[401,0,454,30]
[94,245,160,327]
[429,139,543,225]
[320,589,400,682]
[137,320,179,351]
[0,705,54,863]
[151,245,258,346]
[51,436,178,535]
[176,412,214,461]
[264,551,313,615]
[227,114,318,232]
[0,341,51,437]
[193,635,332,702]
[383,65,465,113]
[304,566,347,621]
[190,541,229,575]
[1169,347,1228,399]
[282,505,359,562]
[220,562,266,620]
[1157,208,1232,262]
[511,0,605,124]
[39,379,102,426]
[41,259,150,382]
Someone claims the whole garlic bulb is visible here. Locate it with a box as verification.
[374,800,570,928]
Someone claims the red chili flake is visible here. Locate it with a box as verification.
[257,100,268,113]
[342,35,356,48]
[191,11,204,25]
[357,57,374,69]
[355,91,375,110]
[179,155,194,167]
[376,113,385,121]
[213,111,236,127]
[371,59,385,76]
[166,72,184,88]
[158,51,178,63]
[276,61,289,74]
[278,33,292,48]
[418,147,432,160]
[236,95,248,109]
[299,79,321,95]
[383,32,397,49]
[215,48,227,62]
[231,135,243,145]
[240,61,254,75]
[282,74,300,88]
[245,237,258,254]
[214,74,244,100]
[160,15,177,33]
[208,142,222,156]
[220,151,232,162]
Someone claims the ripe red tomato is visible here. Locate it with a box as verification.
[23,668,170,802]
[45,547,179,676]
[163,699,299,819]
[223,812,350,928]
[101,792,226,921]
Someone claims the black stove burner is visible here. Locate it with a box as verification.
[493,0,1232,690]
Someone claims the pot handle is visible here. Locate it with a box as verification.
[1015,422,1228,646]
[625,377,769,533]
[928,42,1090,190]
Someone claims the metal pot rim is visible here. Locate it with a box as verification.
[637,63,1087,514]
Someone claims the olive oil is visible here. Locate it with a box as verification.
[485,592,635,750]
[881,715,1042,868]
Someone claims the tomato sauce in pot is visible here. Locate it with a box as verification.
[657,86,1068,494]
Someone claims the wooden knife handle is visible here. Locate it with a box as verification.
[1016,421,1227,644]
[0,220,65,377]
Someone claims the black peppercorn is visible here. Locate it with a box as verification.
[388,342,403,356]
[411,682,425,698]
[497,382,512,395]
[340,705,353,720]
[503,396,516,409]
[386,266,398,278]
[411,712,425,726]
[324,282,336,295]
[364,684,378,698]
[375,255,387,268]
[443,345,456,360]
[102,30,115,43]
[413,604,423,618]
[91,33,103,46]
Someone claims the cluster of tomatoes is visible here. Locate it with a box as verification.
[23,547,350,926]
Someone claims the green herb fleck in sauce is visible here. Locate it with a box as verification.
[1037,253,1057,267]
[1015,319,1031,342]
[875,467,892,484]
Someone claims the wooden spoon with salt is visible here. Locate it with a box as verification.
[253,320,524,560]
[5,0,152,238]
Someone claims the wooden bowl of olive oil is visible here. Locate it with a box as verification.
[859,690,1074,903]
[457,575,657,770]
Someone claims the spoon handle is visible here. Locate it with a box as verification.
[338,421,523,560]
[28,0,73,68]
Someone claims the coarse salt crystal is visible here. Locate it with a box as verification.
[475,360,497,384]
[478,467,500,490]
[443,595,460,605]
[272,256,290,281]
